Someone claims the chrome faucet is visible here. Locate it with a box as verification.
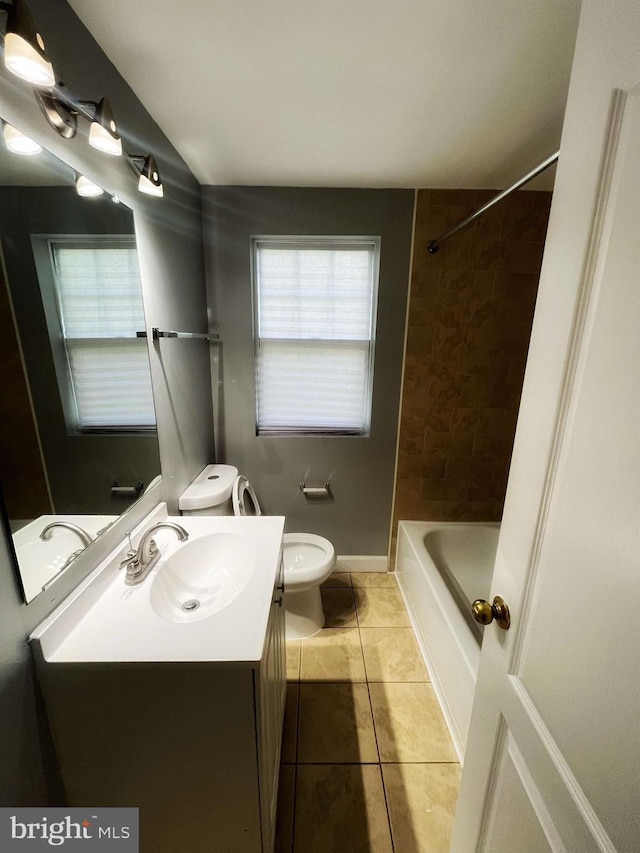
[40,522,93,548]
[120,522,189,586]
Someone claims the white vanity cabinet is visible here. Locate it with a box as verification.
[30,513,287,853]
[257,558,286,845]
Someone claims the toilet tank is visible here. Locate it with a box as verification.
[179,464,238,516]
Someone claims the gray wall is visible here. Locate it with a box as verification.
[0,187,160,515]
[0,0,212,804]
[0,528,64,804]
[203,187,414,555]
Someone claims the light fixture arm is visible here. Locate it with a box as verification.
[127,154,146,171]
[75,100,98,116]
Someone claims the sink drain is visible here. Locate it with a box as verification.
[182,599,200,612]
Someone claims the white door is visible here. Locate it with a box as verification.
[452,3,640,851]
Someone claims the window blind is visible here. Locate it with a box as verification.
[51,241,155,430]
[254,240,378,434]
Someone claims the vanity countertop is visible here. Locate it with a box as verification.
[30,505,285,665]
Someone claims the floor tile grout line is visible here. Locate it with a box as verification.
[365,680,381,764]
[364,671,397,850]
[291,760,383,765]
[354,584,363,628]
[379,760,397,852]
[289,678,302,853]
[290,759,461,765]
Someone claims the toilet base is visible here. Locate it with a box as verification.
[284,586,325,640]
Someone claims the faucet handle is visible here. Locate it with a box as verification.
[119,550,139,571]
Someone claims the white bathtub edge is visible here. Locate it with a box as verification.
[396,521,491,765]
[396,561,466,764]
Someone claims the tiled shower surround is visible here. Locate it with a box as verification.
[393,188,552,546]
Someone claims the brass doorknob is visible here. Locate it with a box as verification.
[471,596,510,630]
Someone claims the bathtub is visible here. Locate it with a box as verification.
[395,521,499,760]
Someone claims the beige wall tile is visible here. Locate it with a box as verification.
[294,765,393,853]
[360,628,428,682]
[321,572,352,588]
[354,587,411,628]
[282,683,299,764]
[298,683,378,763]
[382,763,462,853]
[393,188,551,536]
[321,588,358,628]
[351,573,398,588]
[369,683,457,762]
[286,640,301,681]
[300,628,366,682]
[275,764,295,853]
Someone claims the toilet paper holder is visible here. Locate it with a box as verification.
[299,481,332,499]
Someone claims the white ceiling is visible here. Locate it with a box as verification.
[67,0,581,189]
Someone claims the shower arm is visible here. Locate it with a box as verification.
[427,150,559,254]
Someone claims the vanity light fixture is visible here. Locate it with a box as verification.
[1,3,163,200]
[75,173,104,198]
[136,154,163,197]
[2,121,41,154]
[34,89,78,139]
[1,0,55,87]
[87,98,122,156]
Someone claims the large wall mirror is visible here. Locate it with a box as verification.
[0,120,160,603]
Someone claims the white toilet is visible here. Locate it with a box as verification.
[179,465,336,639]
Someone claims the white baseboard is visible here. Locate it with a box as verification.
[335,555,388,573]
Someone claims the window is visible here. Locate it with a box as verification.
[252,237,379,435]
[48,237,155,431]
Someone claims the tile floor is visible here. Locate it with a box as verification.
[275,572,462,853]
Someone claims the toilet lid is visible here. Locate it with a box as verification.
[232,475,262,516]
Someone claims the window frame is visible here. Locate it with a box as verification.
[251,235,380,437]
[32,234,156,435]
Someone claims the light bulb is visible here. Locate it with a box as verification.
[3,123,42,155]
[138,154,163,197]
[138,173,164,197]
[89,122,122,156]
[4,31,55,85]
[76,174,104,198]
[88,99,122,156]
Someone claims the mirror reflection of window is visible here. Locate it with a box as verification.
[0,121,160,604]
[44,237,155,432]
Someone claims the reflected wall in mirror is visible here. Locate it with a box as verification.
[0,121,160,603]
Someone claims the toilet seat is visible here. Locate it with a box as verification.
[232,475,262,516]
[283,533,335,591]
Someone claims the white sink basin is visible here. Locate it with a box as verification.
[150,532,256,623]
[30,508,285,664]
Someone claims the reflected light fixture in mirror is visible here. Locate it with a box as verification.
[75,172,104,198]
[3,121,41,155]
[1,0,55,87]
